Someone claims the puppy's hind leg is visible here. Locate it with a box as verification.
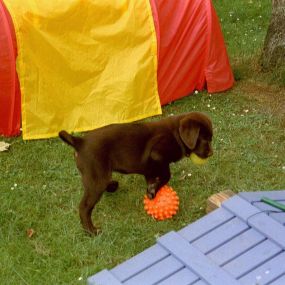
[105,181,119,193]
[79,173,110,235]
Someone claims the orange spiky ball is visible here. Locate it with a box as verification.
[144,185,179,220]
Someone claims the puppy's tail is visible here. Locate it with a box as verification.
[59,130,83,151]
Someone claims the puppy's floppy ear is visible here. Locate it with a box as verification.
[179,117,200,150]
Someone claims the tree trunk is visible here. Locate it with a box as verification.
[261,0,285,70]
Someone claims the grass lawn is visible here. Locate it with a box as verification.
[1,1,284,284]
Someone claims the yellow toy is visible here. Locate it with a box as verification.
[190,153,208,165]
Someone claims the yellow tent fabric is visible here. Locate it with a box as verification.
[4,0,161,140]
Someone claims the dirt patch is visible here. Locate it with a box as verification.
[236,80,285,122]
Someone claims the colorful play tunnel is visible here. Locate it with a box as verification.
[0,0,234,140]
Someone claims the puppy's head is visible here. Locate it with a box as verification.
[179,112,213,158]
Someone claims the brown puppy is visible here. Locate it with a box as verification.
[59,112,213,235]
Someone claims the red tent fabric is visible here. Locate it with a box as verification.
[0,0,20,137]
[0,0,233,137]
[150,0,234,105]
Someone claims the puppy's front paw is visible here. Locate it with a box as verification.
[147,177,160,199]
[147,192,155,200]
[147,183,157,199]
[106,181,119,193]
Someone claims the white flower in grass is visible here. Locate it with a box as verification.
[194,90,199,94]
[207,104,211,108]
[78,277,83,281]
[282,166,285,170]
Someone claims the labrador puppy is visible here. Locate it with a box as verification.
[59,112,213,235]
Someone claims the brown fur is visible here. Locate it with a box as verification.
[59,112,213,235]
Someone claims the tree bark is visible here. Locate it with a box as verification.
[261,0,285,70]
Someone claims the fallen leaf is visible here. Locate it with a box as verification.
[0,141,10,152]
[27,228,35,238]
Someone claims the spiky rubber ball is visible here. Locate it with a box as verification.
[144,185,179,220]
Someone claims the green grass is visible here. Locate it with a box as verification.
[1,1,285,284]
